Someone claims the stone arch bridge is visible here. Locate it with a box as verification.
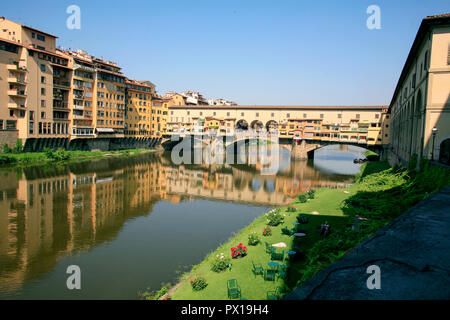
[160,134,384,160]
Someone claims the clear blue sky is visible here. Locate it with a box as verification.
[2,0,449,105]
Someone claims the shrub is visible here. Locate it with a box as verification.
[0,154,16,165]
[2,144,12,154]
[211,253,231,273]
[266,210,284,226]
[231,243,247,259]
[286,206,296,213]
[45,148,70,161]
[14,139,23,154]
[408,154,418,171]
[307,190,315,199]
[297,194,308,203]
[190,276,208,291]
[248,232,260,246]
[139,286,169,300]
[262,225,272,237]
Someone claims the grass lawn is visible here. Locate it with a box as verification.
[170,186,357,300]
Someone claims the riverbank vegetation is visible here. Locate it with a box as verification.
[159,160,450,300]
[0,145,154,166]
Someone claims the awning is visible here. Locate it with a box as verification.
[96,128,115,133]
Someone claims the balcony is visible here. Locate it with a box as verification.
[73,104,84,110]
[8,89,27,97]
[8,77,26,85]
[53,101,69,109]
[73,114,85,120]
[7,64,27,73]
[8,102,26,109]
[53,80,71,89]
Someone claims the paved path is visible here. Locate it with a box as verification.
[285,186,450,300]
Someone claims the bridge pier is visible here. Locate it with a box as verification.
[291,140,308,160]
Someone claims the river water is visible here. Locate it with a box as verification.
[0,145,365,299]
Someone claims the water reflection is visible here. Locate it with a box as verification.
[0,149,359,299]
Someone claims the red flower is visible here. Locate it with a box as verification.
[190,280,194,283]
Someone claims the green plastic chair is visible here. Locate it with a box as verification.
[277,265,287,281]
[251,261,264,277]
[267,287,283,300]
[264,269,276,282]
[227,279,241,299]
[271,248,285,261]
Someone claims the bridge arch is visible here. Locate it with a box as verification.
[266,120,278,132]
[250,120,264,130]
[236,119,249,130]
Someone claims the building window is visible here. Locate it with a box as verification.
[256,113,259,117]
[375,114,380,119]
[6,120,16,130]
[41,88,45,96]
[241,112,244,116]
[37,34,45,41]
[356,114,360,119]
[41,76,45,83]
[286,113,290,118]
[41,112,46,119]
[424,50,428,70]
[320,114,324,119]
[29,122,34,134]
[40,64,45,72]
[303,113,307,118]
[338,114,342,119]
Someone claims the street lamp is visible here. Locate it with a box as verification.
[431,127,438,161]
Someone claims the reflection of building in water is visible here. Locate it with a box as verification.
[0,158,165,295]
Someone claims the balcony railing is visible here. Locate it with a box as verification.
[53,101,69,109]
[53,80,71,88]
[8,102,26,109]
[8,89,27,97]
[7,64,27,73]
[7,77,26,85]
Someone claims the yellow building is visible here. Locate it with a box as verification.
[93,59,126,137]
[0,17,71,148]
[61,50,95,137]
[125,79,154,138]
[150,96,165,138]
[389,14,450,165]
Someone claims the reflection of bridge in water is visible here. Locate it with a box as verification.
[161,154,354,206]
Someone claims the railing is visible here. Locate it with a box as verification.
[53,101,69,109]
[53,80,71,88]
[8,89,26,96]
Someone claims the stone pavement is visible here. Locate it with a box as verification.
[285,186,450,300]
